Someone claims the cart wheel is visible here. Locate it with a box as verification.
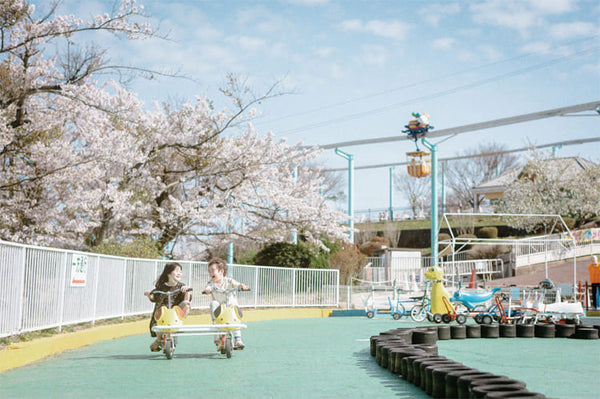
[366,311,374,319]
[392,312,401,320]
[482,314,493,325]
[164,338,174,360]
[427,312,434,322]
[442,314,451,323]
[456,314,467,325]
[433,313,443,323]
[225,336,232,358]
[410,305,426,322]
[474,314,484,324]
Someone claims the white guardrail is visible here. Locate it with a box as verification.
[0,240,339,338]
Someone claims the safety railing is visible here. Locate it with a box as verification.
[0,240,339,338]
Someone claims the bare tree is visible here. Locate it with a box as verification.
[446,143,519,211]
[394,171,430,219]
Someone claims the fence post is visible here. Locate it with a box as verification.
[121,259,127,320]
[57,252,68,333]
[292,269,296,308]
[91,256,100,326]
[254,267,259,309]
[16,246,27,333]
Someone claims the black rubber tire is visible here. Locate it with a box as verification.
[466,324,482,338]
[475,313,484,324]
[433,313,443,323]
[481,314,494,325]
[225,335,232,359]
[456,313,468,325]
[412,329,438,345]
[456,373,497,399]
[437,325,452,340]
[470,377,526,391]
[413,357,448,388]
[451,324,467,339]
[410,305,428,322]
[516,324,535,338]
[366,311,374,318]
[499,324,517,338]
[484,390,547,398]
[423,361,461,394]
[471,383,528,399]
[431,366,472,399]
[427,312,434,322]
[534,323,555,338]
[398,351,428,378]
[482,324,500,338]
[445,369,481,399]
[402,354,430,382]
[413,344,438,355]
[574,327,599,339]
[555,323,576,338]
[164,339,174,360]
[442,313,452,323]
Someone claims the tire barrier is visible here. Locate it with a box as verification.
[451,324,467,339]
[481,324,500,338]
[371,323,596,399]
[516,324,535,338]
[499,324,517,338]
[471,384,530,399]
[534,323,555,338]
[555,323,576,338]
[437,325,452,340]
[485,391,547,398]
[431,365,472,399]
[466,324,481,338]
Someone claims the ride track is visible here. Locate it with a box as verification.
[1,313,598,399]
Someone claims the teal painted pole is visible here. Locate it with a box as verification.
[441,161,446,216]
[292,166,298,244]
[228,242,233,264]
[389,167,395,221]
[421,138,438,266]
[335,148,354,243]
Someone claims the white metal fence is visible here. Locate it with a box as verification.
[0,240,339,338]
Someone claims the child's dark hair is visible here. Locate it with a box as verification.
[155,262,182,288]
[208,258,228,276]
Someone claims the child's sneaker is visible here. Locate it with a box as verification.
[234,338,245,350]
[150,339,162,352]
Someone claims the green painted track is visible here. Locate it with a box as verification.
[1,317,598,398]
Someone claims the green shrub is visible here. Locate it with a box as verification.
[310,238,343,269]
[457,234,477,250]
[477,227,498,239]
[253,242,313,268]
[90,238,162,259]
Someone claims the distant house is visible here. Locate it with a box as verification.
[472,156,595,209]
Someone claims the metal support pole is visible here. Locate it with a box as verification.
[421,138,438,265]
[335,148,354,243]
[441,161,446,216]
[389,166,395,221]
[228,242,234,264]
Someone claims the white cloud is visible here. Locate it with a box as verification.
[360,45,387,66]
[279,0,330,5]
[431,37,456,50]
[549,22,599,39]
[527,0,576,14]
[470,1,543,35]
[338,19,412,40]
[419,3,461,27]
[314,47,337,57]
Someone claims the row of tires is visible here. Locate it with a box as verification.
[371,324,599,398]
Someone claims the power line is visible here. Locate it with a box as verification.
[277,46,598,136]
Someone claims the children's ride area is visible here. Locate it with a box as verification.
[1,310,599,398]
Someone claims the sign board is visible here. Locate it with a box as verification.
[70,254,88,287]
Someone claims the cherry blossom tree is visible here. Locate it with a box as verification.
[0,1,350,254]
[498,153,600,231]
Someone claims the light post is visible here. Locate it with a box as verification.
[421,138,438,265]
[335,148,354,243]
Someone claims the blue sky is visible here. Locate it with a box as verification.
[52,0,600,215]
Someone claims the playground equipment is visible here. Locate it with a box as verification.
[450,287,502,324]
[365,295,406,320]
[506,283,584,325]
[406,151,431,178]
[152,287,248,359]
[423,266,451,318]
